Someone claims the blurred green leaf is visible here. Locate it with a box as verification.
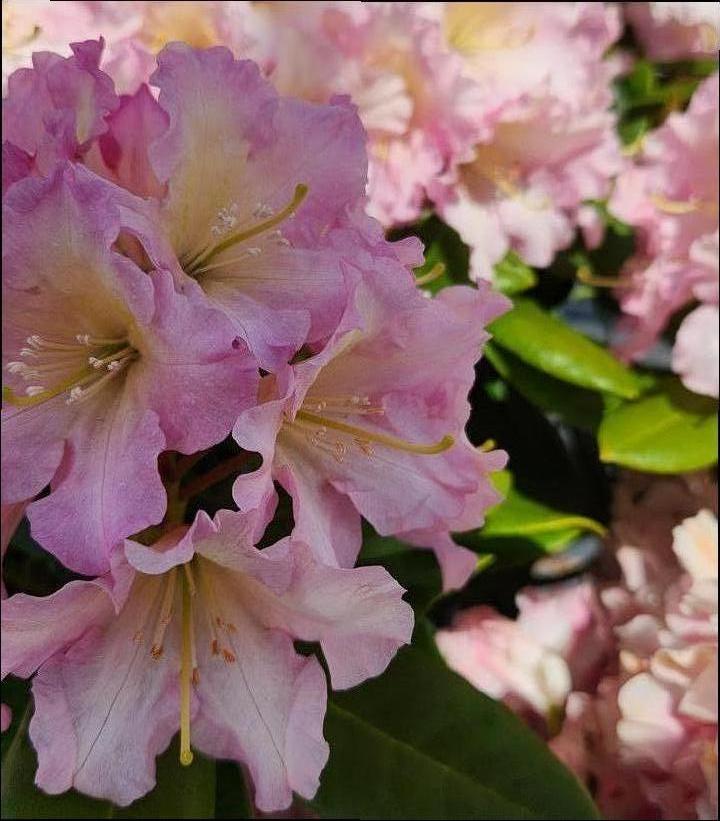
[485,343,604,431]
[599,377,718,473]
[493,251,537,295]
[489,298,642,398]
[1,713,216,820]
[312,646,600,819]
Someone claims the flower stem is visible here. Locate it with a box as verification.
[179,453,251,501]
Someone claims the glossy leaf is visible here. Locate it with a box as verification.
[599,378,718,472]
[485,343,603,431]
[457,471,604,561]
[493,251,537,295]
[489,298,642,398]
[312,645,600,819]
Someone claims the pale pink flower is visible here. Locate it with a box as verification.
[626,2,720,61]
[233,265,508,589]
[233,2,481,227]
[1,1,254,93]
[436,579,613,726]
[2,164,258,575]
[0,507,413,810]
[609,74,719,396]
[430,1,624,279]
[437,605,572,723]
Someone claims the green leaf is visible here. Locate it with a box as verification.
[599,377,718,473]
[312,646,600,819]
[493,251,537,295]
[1,711,216,820]
[214,762,252,819]
[485,342,603,431]
[489,298,642,398]
[457,471,604,561]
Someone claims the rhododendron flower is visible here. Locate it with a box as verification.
[2,164,258,575]
[626,2,720,60]
[2,38,118,178]
[429,1,623,279]
[609,74,719,397]
[85,42,369,372]
[1,507,413,810]
[1,1,252,93]
[436,579,612,726]
[236,2,481,227]
[233,269,508,589]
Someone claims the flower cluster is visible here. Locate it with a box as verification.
[437,471,719,820]
[1,40,508,810]
[2,0,626,279]
[609,72,719,398]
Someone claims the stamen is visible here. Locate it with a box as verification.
[295,409,455,455]
[190,183,308,272]
[576,265,632,289]
[150,569,177,659]
[179,571,194,767]
[650,194,701,215]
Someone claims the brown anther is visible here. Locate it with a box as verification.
[211,639,220,655]
[222,649,237,664]
[225,622,237,633]
[151,644,164,659]
[192,668,200,686]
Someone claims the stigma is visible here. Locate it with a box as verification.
[135,558,240,768]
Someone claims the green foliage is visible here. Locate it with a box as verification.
[312,645,600,819]
[613,58,716,145]
[493,251,538,295]
[489,298,642,399]
[485,343,604,431]
[457,471,605,563]
[599,377,719,472]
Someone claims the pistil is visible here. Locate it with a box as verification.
[187,183,308,274]
[295,409,454,455]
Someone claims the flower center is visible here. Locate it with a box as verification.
[182,184,308,278]
[135,559,239,767]
[3,333,137,408]
[293,394,454,462]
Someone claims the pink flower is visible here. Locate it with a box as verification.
[2,38,118,178]
[430,1,623,279]
[226,2,481,227]
[232,265,508,589]
[436,605,572,722]
[86,42,369,372]
[626,2,720,61]
[609,74,719,396]
[2,164,258,576]
[436,578,613,726]
[1,1,253,93]
[0,507,413,810]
